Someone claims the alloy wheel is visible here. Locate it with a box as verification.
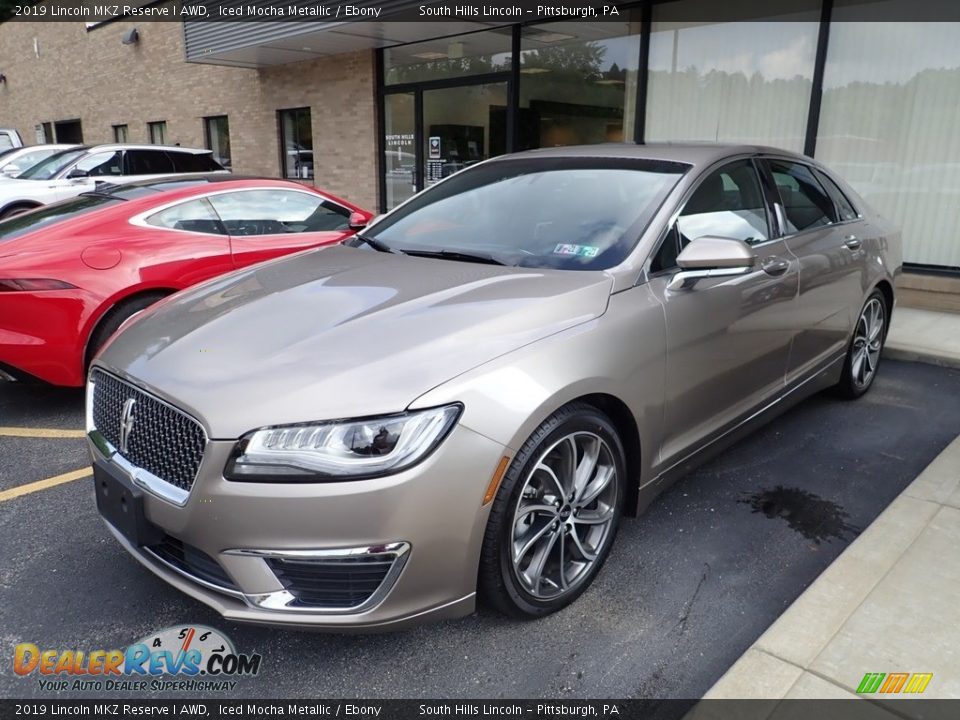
[851,297,885,389]
[510,432,619,600]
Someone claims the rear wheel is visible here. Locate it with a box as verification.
[479,403,625,618]
[836,289,887,398]
[86,293,168,370]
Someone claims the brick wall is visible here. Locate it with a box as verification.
[0,20,379,210]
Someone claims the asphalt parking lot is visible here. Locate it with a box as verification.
[2,359,960,702]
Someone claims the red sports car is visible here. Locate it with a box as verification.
[0,175,372,386]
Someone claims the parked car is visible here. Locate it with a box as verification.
[0,175,371,386]
[88,144,901,630]
[0,144,78,178]
[0,144,227,219]
[0,129,24,150]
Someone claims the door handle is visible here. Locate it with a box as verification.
[844,235,862,250]
[761,256,790,276]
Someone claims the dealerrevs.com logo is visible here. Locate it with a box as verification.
[14,625,262,693]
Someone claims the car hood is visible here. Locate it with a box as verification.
[97,245,614,438]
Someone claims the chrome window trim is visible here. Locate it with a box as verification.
[128,185,350,238]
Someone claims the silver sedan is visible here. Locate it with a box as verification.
[88,143,901,629]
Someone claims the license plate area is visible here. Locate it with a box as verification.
[93,460,164,547]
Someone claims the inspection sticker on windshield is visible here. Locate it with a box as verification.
[554,244,599,258]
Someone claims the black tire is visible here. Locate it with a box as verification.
[86,293,168,369]
[836,289,888,399]
[479,402,626,618]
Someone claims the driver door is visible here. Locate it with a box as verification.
[645,159,799,467]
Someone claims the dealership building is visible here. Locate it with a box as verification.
[1,0,959,307]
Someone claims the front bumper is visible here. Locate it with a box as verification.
[89,424,507,631]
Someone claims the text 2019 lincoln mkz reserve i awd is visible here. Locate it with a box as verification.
[88,144,900,630]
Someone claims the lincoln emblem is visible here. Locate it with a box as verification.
[119,397,137,454]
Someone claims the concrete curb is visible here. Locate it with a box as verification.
[884,345,960,371]
[700,433,960,708]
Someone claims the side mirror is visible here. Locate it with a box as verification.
[2,165,19,177]
[669,236,756,291]
[348,211,371,231]
[67,168,90,180]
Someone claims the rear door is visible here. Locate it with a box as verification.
[206,188,354,268]
[646,158,799,466]
[760,159,866,384]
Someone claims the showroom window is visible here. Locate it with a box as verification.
[645,0,821,152]
[148,121,167,145]
[518,19,643,150]
[112,124,128,143]
[278,108,313,180]
[383,28,512,85]
[204,115,231,170]
[815,3,960,268]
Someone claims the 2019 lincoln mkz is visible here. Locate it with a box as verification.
[87,144,901,630]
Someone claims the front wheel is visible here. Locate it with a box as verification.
[836,289,887,398]
[479,403,625,618]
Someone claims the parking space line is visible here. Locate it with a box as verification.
[0,427,86,439]
[0,467,92,503]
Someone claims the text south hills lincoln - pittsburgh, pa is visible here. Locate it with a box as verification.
[419,4,622,18]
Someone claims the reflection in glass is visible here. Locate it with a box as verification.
[205,116,231,170]
[817,3,960,267]
[384,29,512,85]
[518,20,641,150]
[646,0,820,151]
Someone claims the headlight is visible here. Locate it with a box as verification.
[224,404,462,481]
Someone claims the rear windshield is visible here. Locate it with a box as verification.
[0,194,122,242]
[18,148,87,180]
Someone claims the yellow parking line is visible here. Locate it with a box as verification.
[0,467,92,503]
[0,427,87,439]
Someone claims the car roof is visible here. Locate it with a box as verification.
[496,142,811,169]
[84,144,215,154]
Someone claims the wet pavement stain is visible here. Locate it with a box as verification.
[740,486,859,544]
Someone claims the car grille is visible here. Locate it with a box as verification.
[148,535,239,592]
[265,554,399,609]
[91,369,206,493]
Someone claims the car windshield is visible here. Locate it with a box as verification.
[361,157,688,270]
[0,194,122,242]
[17,148,87,180]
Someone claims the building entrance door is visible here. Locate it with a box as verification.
[382,76,512,211]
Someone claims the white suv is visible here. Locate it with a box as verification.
[0,144,228,219]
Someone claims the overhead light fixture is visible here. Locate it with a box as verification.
[520,67,552,75]
[595,79,625,85]
[121,28,139,45]
[411,51,447,60]
[447,41,464,59]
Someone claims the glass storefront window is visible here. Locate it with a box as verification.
[518,20,642,150]
[279,107,313,180]
[384,29,512,85]
[645,0,820,151]
[204,115,231,170]
[816,3,960,268]
[384,93,416,209]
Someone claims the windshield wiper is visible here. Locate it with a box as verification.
[401,249,509,266]
[353,233,400,254]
